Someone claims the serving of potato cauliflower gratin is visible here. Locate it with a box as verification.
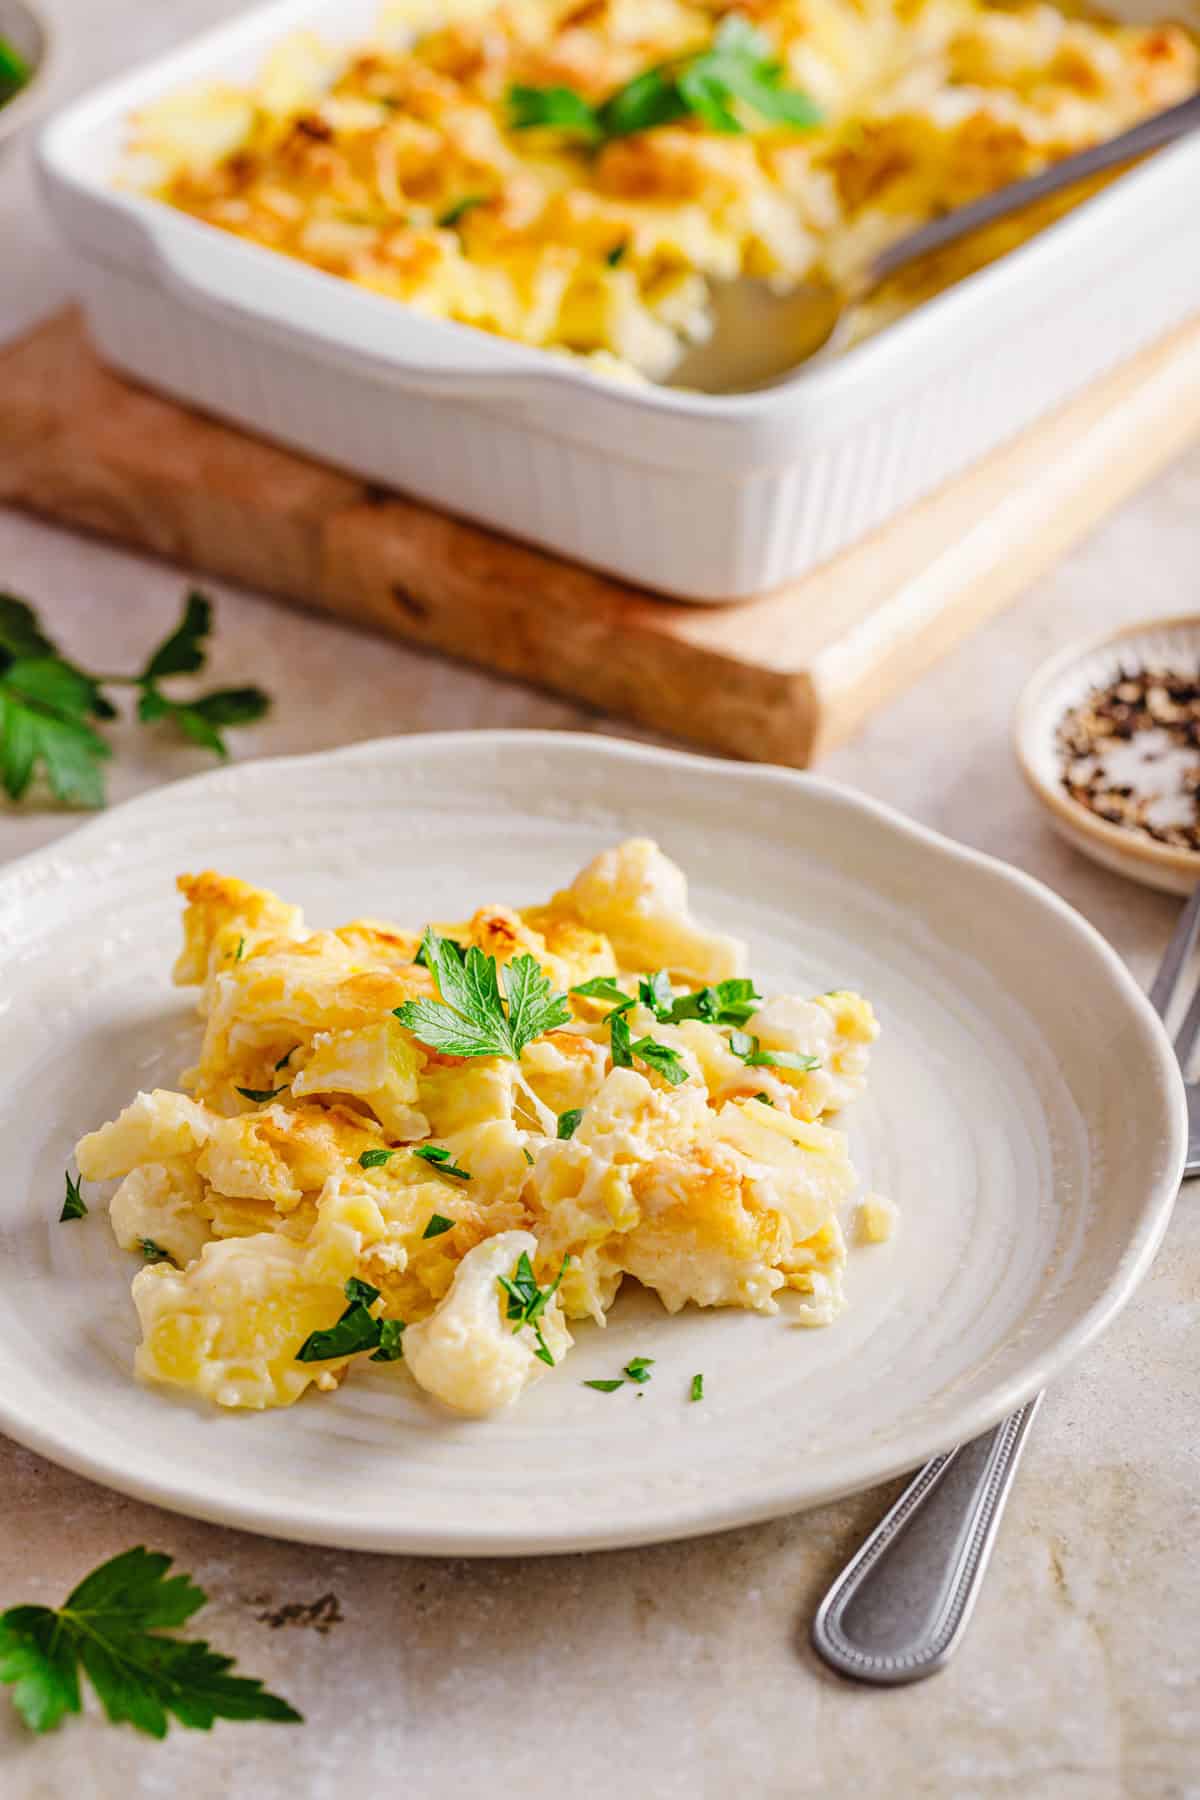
[74,841,886,1418]
[128,0,1197,381]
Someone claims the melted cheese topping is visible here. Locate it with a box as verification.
[129,0,1197,379]
[76,838,884,1417]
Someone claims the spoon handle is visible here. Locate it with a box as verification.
[810,1393,1043,1685]
[871,92,1200,287]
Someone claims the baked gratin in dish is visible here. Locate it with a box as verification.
[125,0,1198,382]
[74,840,892,1419]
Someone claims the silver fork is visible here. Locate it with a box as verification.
[811,884,1200,1684]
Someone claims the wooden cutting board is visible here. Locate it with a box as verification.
[3,308,1200,766]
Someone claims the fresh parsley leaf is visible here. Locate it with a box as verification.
[297,1277,403,1363]
[571,975,633,1009]
[139,1239,174,1266]
[60,1171,87,1222]
[667,978,762,1026]
[522,1147,535,1166]
[0,1545,301,1737]
[606,240,628,266]
[139,591,212,683]
[507,83,600,137]
[395,931,569,1061]
[370,1319,406,1363]
[274,1046,298,1071]
[752,1091,775,1107]
[235,1085,285,1104]
[344,1277,381,1308]
[557,1108,583,1140]
[438,193,487,227]
[728,1032,819,1072]
[0,34,28,101]
[233,936,245,963]
[638,969,675,1020]
[0,589,271,811]
[358,1148,396,1169]
[422,1212,454,1239]
[623,1356,654,1384]
[583,1379,625,1393]
[0,593,55,661]
[0,669,112,808]
[609,1007,633,1068]
[507,17,820,149]
[413,1144,472,1182]
[497,1252,569,1366]
[414,934,465,970]
[690,1372,704,1402]
[630,1036,689,1086]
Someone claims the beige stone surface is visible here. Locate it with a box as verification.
[1,5,1198,1796]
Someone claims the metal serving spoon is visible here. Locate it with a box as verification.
[667,90,1200,394]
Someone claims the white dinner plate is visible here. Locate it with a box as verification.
[0,732,1184,1555]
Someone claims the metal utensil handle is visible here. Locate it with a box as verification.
[811,1394,1043,1685]
[870,91,1200,287]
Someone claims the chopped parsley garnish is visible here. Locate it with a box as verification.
[638,969,675,1018]
[396,929,570,1060]
[752,1091,775,1107]
[668,978,762,1026]
[623,1356,654,1384]
[438,193,488,227]
[0,34,31,107]
[358,1148,397,1170]
[274,1046,298,1070]
[606,240,628,267]
[233,937,245,963]
[608,1010,688,1085]
[296,1276,405,1364]
[690,1372,704,1402]
[630,1036,688,1086]
[522,1147,535,1166]
[235,1085,285,1104]
[570,975,633,1009]
[583,1357,659,1393]
[0,1545,301,1738]
[412,1143,472,1182]
[582,1379,625,1393]
[60,1171,87,1222]
[507,17,821,147]
[139,1239,174,1266]
[728,1031,819,1072]
[422,1212,454,1239]
[497,1251,569,1366]
[556,1108,584,1140]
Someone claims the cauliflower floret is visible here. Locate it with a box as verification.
[76,1090,214,1180]
[109,1162,213,1268]
[172,871,306,997]
[291,1018,429,1138]
[131,1234,352,1409]
[403,1231,572,1415]
[550,838,745,982]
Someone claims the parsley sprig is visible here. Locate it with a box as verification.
[0,34,30,106]
[395,929,570,1060]
[296,1277,405,1364]
[413,1143,472,1182]
[497,1251,569,1366]
[0,1547,301,1738]
[0,590,269,810]
[508,17,821,147]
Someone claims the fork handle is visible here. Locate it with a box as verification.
[810,1394,1043,1684]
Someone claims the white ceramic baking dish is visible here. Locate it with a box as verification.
[35,0,1200,603]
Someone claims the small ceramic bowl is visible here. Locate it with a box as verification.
[0,0,54,157]
[1015,615,1200,895]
